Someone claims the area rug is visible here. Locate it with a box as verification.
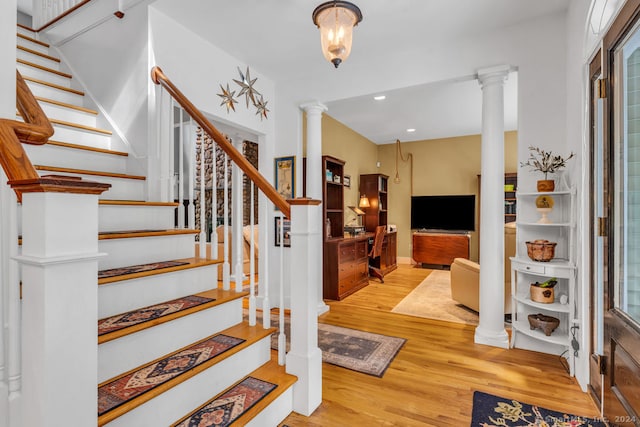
[391,270,479,325]
[98,295,215,336]
[98,260,189,279]
[261,313,405,377]
[98,334,245,416]
[471,391,606,427]
[172,376,276,427]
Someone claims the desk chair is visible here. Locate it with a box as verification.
[369,225,386,283]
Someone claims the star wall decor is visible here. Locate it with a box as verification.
[233,66,261,109]
[217,83,238,113]
[254,95,269,120]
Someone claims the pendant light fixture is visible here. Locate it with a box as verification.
[312,1,363,68]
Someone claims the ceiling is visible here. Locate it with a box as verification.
[20,0,569,144]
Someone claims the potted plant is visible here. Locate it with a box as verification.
[520,146,575,192]
[530,277,557,303]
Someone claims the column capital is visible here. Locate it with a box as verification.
[300,102,328,114]
[477,64,511,87]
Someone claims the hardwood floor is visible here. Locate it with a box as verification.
[280,264,600,426]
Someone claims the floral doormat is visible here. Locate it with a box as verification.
[98,260,190,279]
[471,391,606,427]
[172,376,276,427]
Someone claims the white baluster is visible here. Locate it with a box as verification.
[177,106,185,228]
[222,153,230,290]
[278,212,286,365]
[249,182,256,326]
[188,118,195,230]
[210,140,217,261]
[261,192,270,329]
[198,127,206,258]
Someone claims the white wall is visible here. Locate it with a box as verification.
[1,0,16,119]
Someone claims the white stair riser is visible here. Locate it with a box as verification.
[17,63,70,88]
[98,265,217,318]
[99,204,175,232]
[98,299,242,382]
[35,171,145,201]
[246,387,294,427]
[16,49,60,70]
[26,143,125,174]
[40,102,97,127]
[17,27,36,37]
[17,38,50,54]
[52,124,111,148]
[26,81,83,105]
[98,234,196,270]
[104,338,271,427]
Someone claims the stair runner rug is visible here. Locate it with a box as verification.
[471,391,606,427]
[98,334,245,416]
[172,377,276,427]
[98,295,215,336]
[98,260,190,279]
[260,312,405,377]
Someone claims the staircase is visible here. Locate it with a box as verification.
[14,25,296,426]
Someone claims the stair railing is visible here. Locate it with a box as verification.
[152,66,322,415]
[32,0,92,31]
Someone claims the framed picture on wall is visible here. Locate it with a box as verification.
[274,217,291,247]
[344,175,351,188]
[274,156,295,207]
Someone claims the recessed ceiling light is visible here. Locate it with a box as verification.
[374,95,386,101]
[406,128,416,133]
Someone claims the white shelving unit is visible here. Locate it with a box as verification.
[510,188,578,375]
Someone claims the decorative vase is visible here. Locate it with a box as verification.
[537,179,555,192]
[525,240,556,262]
[536,207,552,224]
[530,284,555,303]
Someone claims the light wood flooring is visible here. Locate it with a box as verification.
[279,264,600,426]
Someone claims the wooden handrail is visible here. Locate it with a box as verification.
[0,71,53,193]
[151,66,291,218]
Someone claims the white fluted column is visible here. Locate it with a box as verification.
[475,65,510,348]
[301,102,329,315]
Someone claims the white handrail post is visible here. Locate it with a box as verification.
[13,179,109,427]
[285,198,322,416]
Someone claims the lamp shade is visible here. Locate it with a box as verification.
[312,1,363,68]
[359,195,370,208]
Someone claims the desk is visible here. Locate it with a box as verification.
[323,233,372,300]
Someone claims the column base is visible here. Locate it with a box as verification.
[474,326,509,348]
[286,348,322,416]
[317,301,329,315]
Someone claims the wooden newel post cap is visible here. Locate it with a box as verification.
[8,175,111,199]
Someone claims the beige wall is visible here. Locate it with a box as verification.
[316,113,518,262]
[377,131,518,261]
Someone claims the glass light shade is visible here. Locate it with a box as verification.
[359,195,370,208]
[313,1,362,68]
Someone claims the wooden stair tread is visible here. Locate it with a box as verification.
[99,200,178,207]
[17,59,72,79]
[48,140,127,156]
[35,165,145,180]
[36,97,96,115]
[17,32,50,48]
[98,288,247,344]
[98,257,220,285]
[23,76,84,96]
[173,359,296,427]
[98,229,199,240]
[17,45,60,63]
[50,118,112,135]
[97,322,276,426]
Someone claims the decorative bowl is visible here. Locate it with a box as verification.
[530,284,555,303]
[527,313,560,336]
[525,240,556,262]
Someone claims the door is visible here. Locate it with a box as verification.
[601,2,640,425]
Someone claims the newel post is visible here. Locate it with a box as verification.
[285,198,322,416]
[10,177,110,427]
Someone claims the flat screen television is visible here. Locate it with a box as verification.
[411,195,475,232]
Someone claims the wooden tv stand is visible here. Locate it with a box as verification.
[412,232,470,266]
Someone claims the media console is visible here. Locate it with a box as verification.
[412,231,470,266]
